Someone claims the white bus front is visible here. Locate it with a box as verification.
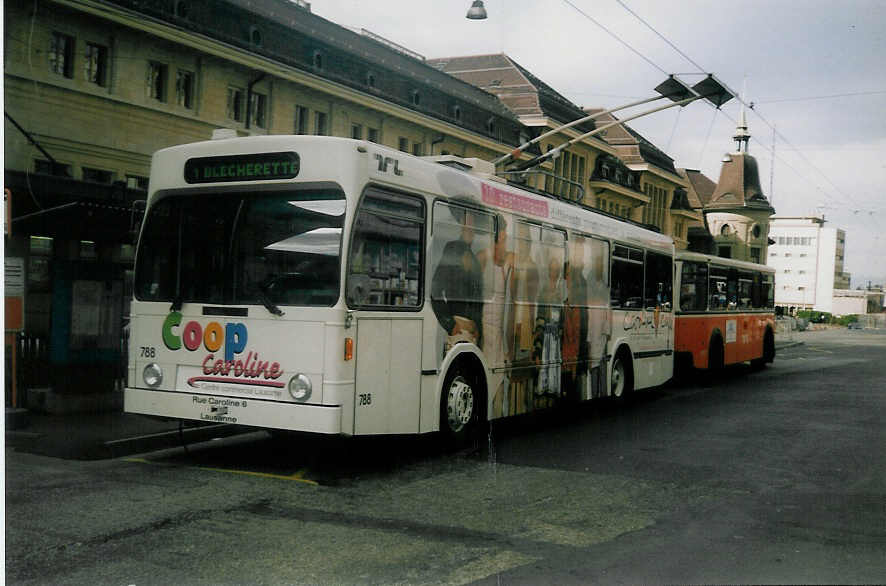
[125,144,354,434]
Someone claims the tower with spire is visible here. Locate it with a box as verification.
[704,99,775,264]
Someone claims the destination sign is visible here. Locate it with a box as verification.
[184,152,300,183]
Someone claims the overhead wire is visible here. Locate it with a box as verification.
[576,0,879,216]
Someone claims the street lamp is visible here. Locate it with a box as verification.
[466,1,488,20]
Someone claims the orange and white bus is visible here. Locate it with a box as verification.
[125,134,676,446]
[674,251,776,372]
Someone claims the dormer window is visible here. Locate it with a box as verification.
[249,26,262,47]
[174,0,189,18]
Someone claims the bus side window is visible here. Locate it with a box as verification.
[644,251,673,311]
[679,261,707,311]
[346,189,424,308]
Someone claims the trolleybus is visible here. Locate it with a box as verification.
[125,134,676,444]
[674,250,776,372]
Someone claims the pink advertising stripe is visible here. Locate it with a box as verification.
[187,376,285,388]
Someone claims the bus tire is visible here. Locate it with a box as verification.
[708,334,725,373]
[439,363,485,450]
[610,348,633,400]
[752,328,776,370]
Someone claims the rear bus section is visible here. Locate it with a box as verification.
[674,252,776,371]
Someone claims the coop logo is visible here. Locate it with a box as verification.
[161,312,284,388]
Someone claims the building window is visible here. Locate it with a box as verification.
[249,92,267,128]
[84,43,108,86]
[49,32,74,78]
[720,224,732,236]
[752,224,762,238]
[411,90,420,106]
[176,69,195,109]
[452,104,461,121]
[34,159,72,177]
[294,105,308,134]
[485,117,495,134]
[367,127,379,143]
[313,50,324,69]
[314,111,327,135]
[750,247,761,264]
[249,26,263,47]
[82,167,114,183]
[126,175,149,190]
[174,0,189,18]
[366,71,376,88]
[412,142,423,156]
[226,86,244,122]
[79,240,98,261]
[718,246,732,258]
[398,137,409,152]
[146,61,168,101]
[351,124,363,140]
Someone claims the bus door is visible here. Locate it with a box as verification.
[639,250,674,385]
[353,317,422,434]
[345,187,425,434]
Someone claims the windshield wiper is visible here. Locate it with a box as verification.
[256,281,285,317]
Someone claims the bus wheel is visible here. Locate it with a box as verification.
[439,366,482,449]
[610,350,633,400]
[752,329,776,370]
[709,335,725,374]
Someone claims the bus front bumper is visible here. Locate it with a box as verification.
[125,388,342,434]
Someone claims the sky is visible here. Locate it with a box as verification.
[310,0,886,288]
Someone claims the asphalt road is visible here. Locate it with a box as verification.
[5,328,886,585]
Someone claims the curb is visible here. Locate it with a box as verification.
[775,340,805,351]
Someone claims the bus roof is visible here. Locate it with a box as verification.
[676,250,775,274]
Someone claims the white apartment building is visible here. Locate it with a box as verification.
[768,216,849,313]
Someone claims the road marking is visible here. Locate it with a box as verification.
[196,466,319,485]
[443,549,539,585]
[123,458,318,485]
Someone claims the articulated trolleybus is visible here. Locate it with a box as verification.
[125,134,676,443]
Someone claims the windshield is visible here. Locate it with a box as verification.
[135,188,345,307]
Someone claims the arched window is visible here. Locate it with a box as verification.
[174,0,189,18]
[313,50,324,69]
[366,71,376,88]
[249,26,262,47]
[411,90,420,106]
[452,104,461,121]
[720,224,732,236]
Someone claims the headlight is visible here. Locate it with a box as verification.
[288,373,312,402]
[143,363,163,388]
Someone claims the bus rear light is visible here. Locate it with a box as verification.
[344,337,353,361]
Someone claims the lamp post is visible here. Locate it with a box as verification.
[466,1,488,20]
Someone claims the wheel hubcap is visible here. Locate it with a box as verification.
[611,360,624,397]
[446,376,473,432]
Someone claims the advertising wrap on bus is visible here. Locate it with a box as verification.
[160,312,285,389]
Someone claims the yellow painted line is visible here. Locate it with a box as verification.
[197,466,319,485]
[123,458,318,485]
[123,457,153,464]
